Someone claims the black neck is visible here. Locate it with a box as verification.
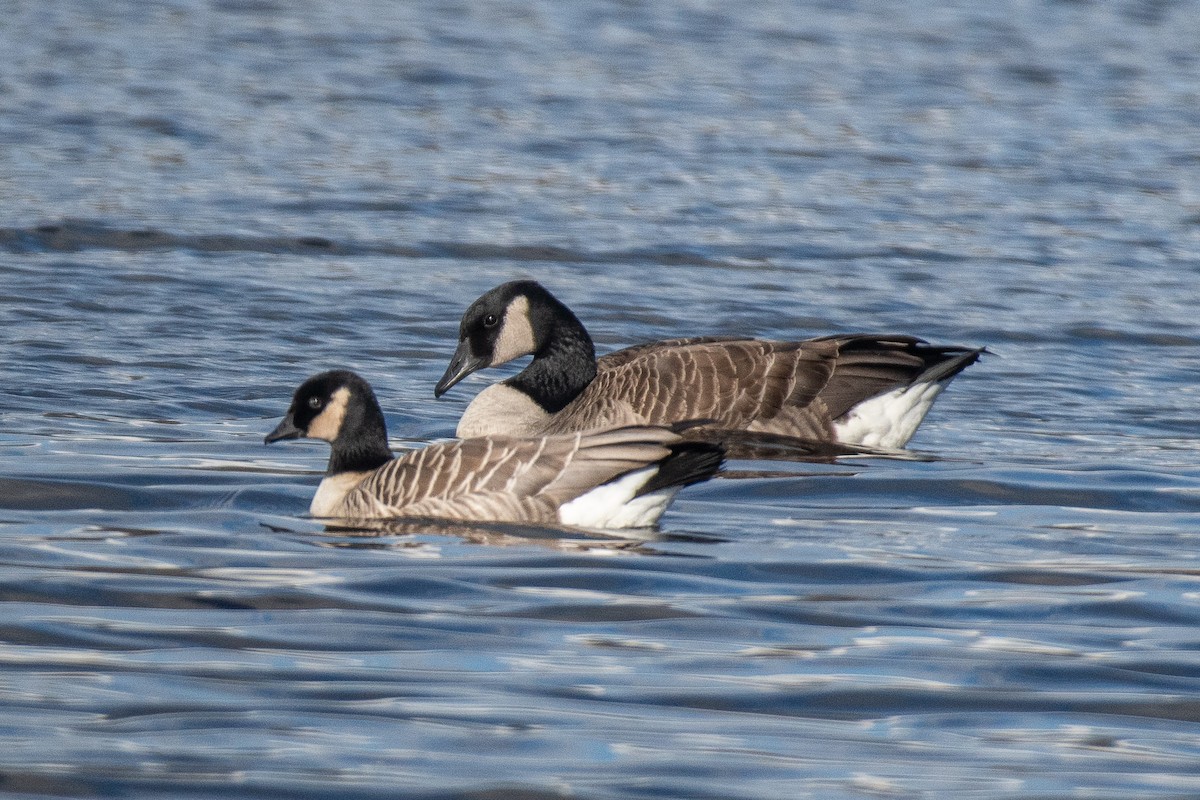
[507,302,597,414]
[327,395,394,475]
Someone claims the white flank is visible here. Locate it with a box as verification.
[558,467,678,529]
[833,381,946,449]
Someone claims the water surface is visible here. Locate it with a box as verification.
[2,1,1200,798]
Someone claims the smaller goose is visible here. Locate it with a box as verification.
[265,370,723,529]
[434,280,984,449]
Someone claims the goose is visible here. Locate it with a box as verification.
[434,280,983,449]
[265,370,723,529]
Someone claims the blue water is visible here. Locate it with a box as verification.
[3,1,1200,798]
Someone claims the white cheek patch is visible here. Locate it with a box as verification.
[307,387,351,441]
[491,295,536,365]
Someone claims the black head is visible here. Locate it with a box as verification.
[265,370,393,474]
[265,370,362,443]
[435,280,578,397]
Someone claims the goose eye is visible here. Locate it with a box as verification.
[483,314,499,327]
[307,396,324,410]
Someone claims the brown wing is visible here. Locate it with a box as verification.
[337,427,686,523]
[590,334,983,438]
[597,337,747,369]
[543,338,841,436]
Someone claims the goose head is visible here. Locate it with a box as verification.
[435,280,593,397]
[265,370,393,474]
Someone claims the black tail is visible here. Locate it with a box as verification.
[636,441,724,497]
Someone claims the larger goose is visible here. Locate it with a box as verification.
[434,280,983,449]
[265,370,723,529]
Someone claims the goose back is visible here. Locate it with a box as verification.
[538,338,842,439]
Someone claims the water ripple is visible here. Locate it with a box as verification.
[3,0,1200,797]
